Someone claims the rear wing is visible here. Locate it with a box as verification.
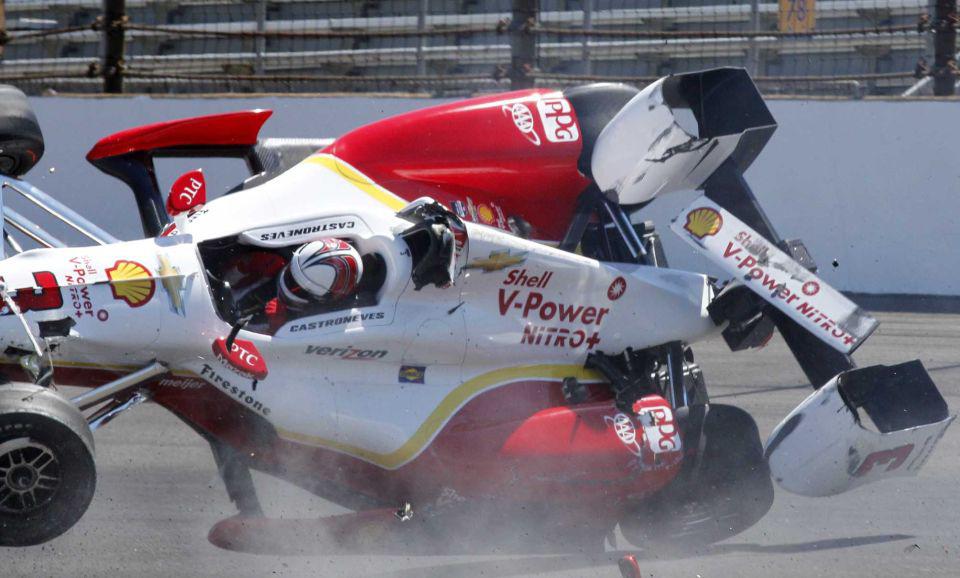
[85,110,331,237]
[590,68,776,206]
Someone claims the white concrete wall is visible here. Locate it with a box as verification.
[22,95,960,296]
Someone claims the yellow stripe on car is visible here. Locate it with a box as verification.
[307,154,407,211]
[276,364,604,470]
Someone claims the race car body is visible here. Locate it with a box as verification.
[0,68,951,550]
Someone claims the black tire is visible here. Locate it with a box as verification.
[0,384,96,546]
[619,403,773,549]
[0,84,44,177]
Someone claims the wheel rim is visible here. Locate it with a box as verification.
[0,438,61,514]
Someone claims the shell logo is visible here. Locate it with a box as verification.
[683,207,723,239]
[477,204,495,224]
[106,260,155,308]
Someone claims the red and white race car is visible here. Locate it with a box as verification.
[0,69,952,552]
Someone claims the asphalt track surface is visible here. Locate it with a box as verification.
[1,311,958,578]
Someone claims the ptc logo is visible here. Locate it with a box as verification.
[212,337,268,380]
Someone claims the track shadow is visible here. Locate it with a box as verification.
[707,533,914,555]
[365,535,915,578]
[928,363,960,375]
[710,382,810,399]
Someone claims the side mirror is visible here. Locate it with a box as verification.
[166,169,206,216]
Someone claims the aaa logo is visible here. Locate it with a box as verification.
[106,260,155,307]
[683,207,723,239]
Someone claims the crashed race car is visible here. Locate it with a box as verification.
[0,68,953,551]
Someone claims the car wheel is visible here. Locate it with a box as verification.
[619,403,773,548]
[0,384,96,546]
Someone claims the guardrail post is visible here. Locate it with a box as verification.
[933,0,957,95]
[746,0,760,76]
[416,0,428,77]
[254,0,266,76]
[582,0,593,75]
[0,0,6,61]
[510,0,537,89]
[102,0,126,93]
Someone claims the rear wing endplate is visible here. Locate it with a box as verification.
[671,195,877,354]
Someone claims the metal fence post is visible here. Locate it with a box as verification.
[416,0,428,77]
[255,0,266,76]
[102,0,126,93]
[582,0,593,75]
[933,0,957,95]
[510,0,537,89]
[746,0,760,76]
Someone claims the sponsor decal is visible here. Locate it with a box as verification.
[64,255,98,284]
[399,365,426,384]
[106,260,155,308]
[683,207,723,239]
[156,375,206,390]
[802,281,820,296]
[157,254,186,316]
[68,286,96,322]
[634,396,681,454]
[305,344,388,361]
[607,276,627,301]
[604,413,643,457]
[200,363,272,417]
[503,268,552,288]
[212,337,269,380]
[672,197,878,354]
[257,219,356,242]
[289,310,386,333]
[458,197,509,230]
[520,324,601,350]
[465,197,479,223]
[536,96,580,143]
[493,203,507,230]
[500,268,607,350]
[64,256,108,322]
[502,102,541,146]
[476,203,496,225]
[166,168,206,216]
[160,222,178,237]
[722,234,857,347]
[0,272,64,316]
[605,396,682,467]
[465,250,528,272]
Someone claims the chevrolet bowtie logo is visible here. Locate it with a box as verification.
[157,254,186,316]
[465,250,528,272]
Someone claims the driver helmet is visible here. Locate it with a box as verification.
[278,238,363,309]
